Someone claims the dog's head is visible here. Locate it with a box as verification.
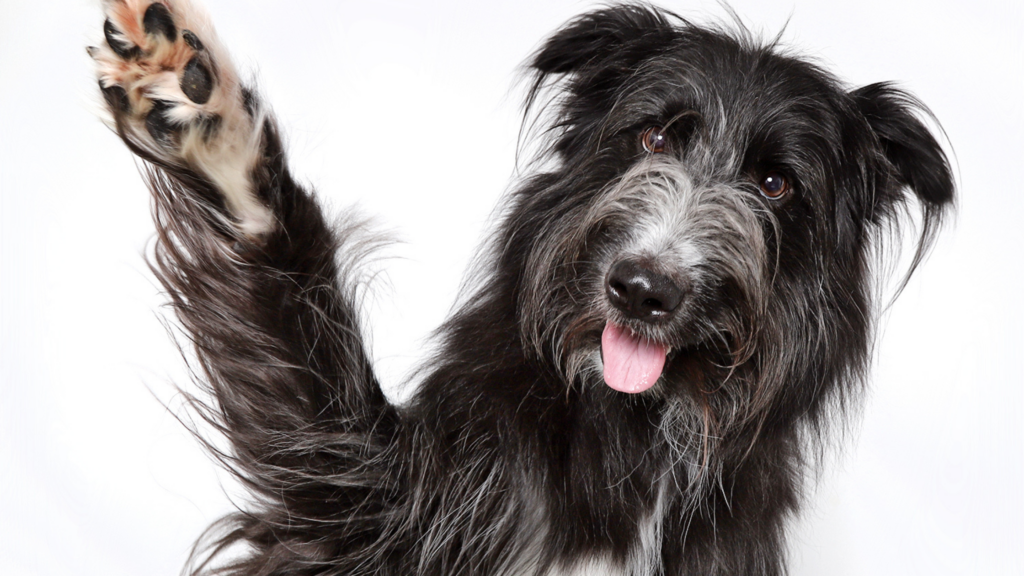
[499,4,954,424]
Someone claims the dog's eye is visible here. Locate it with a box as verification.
[759,172,790,199]
[641,126,667,153]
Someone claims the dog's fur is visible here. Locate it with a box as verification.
[92,1,954,575]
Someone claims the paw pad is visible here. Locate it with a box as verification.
[103,18,140,60]
[142,3,177,42]
[182,29,204,52]
[146,100,178,146]
[100,81,131,113]
[180,29,214,106]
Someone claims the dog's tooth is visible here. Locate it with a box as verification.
[143,3,177,43]
[181,57,214,105]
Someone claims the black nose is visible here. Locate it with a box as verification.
[606,260,686,321]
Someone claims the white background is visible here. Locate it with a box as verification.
[1,0,1021,574]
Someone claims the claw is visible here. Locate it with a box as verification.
[86,46,99,59]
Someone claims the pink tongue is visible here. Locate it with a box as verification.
[601,322,668,393]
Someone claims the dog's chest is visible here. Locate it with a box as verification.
[543,557,624,576]
[544,508,664,576]
[507,483,667,576]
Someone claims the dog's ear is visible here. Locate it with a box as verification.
[851,82,955,213]
[851,82,955,284]
[530,5,676,75]
[524,6,678,157]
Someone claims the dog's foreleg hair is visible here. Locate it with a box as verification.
[92,1,400,572]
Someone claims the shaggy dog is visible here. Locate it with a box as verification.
[91,1,954,574]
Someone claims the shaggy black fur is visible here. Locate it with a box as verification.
[95,3,954,575]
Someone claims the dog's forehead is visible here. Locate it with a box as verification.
[620,37,847,128]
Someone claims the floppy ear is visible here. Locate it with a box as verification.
[851,82,955,282]
[523,6,678,157]
[851,82,955,212]
[530,5,676,75]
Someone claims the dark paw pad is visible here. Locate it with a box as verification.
[143,3,177,42]
[104,19,141,60]
[181,57,214,105]
[197,114,222,141]
[241,87,259,118]
[182,30,204,52]
[99,81,131,114]
[146,100,179,146]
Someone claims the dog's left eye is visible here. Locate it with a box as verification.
[759,172,790,199]
[641,126,667,153]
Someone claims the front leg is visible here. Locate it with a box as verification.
[90,2,399,569]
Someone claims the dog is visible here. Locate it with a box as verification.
[91,1,955,574]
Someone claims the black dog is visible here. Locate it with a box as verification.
[92,2,954,574]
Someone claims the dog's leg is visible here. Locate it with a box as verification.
[91,1,398,568]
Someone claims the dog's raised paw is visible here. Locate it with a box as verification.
[91,1,274,235]
[90,1,249,156]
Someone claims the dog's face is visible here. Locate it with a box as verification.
[506,7,953,417]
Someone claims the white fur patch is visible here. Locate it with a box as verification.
[508,480,668,576]
[546,556,620,576]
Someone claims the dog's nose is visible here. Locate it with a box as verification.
[606,260,686,321]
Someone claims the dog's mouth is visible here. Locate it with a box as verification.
[600,321,669,393]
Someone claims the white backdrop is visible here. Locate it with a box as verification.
[1,0,1021,574]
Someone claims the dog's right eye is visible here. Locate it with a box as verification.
[641,126,667,153]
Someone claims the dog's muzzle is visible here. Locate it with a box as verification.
[601,258,687,394]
